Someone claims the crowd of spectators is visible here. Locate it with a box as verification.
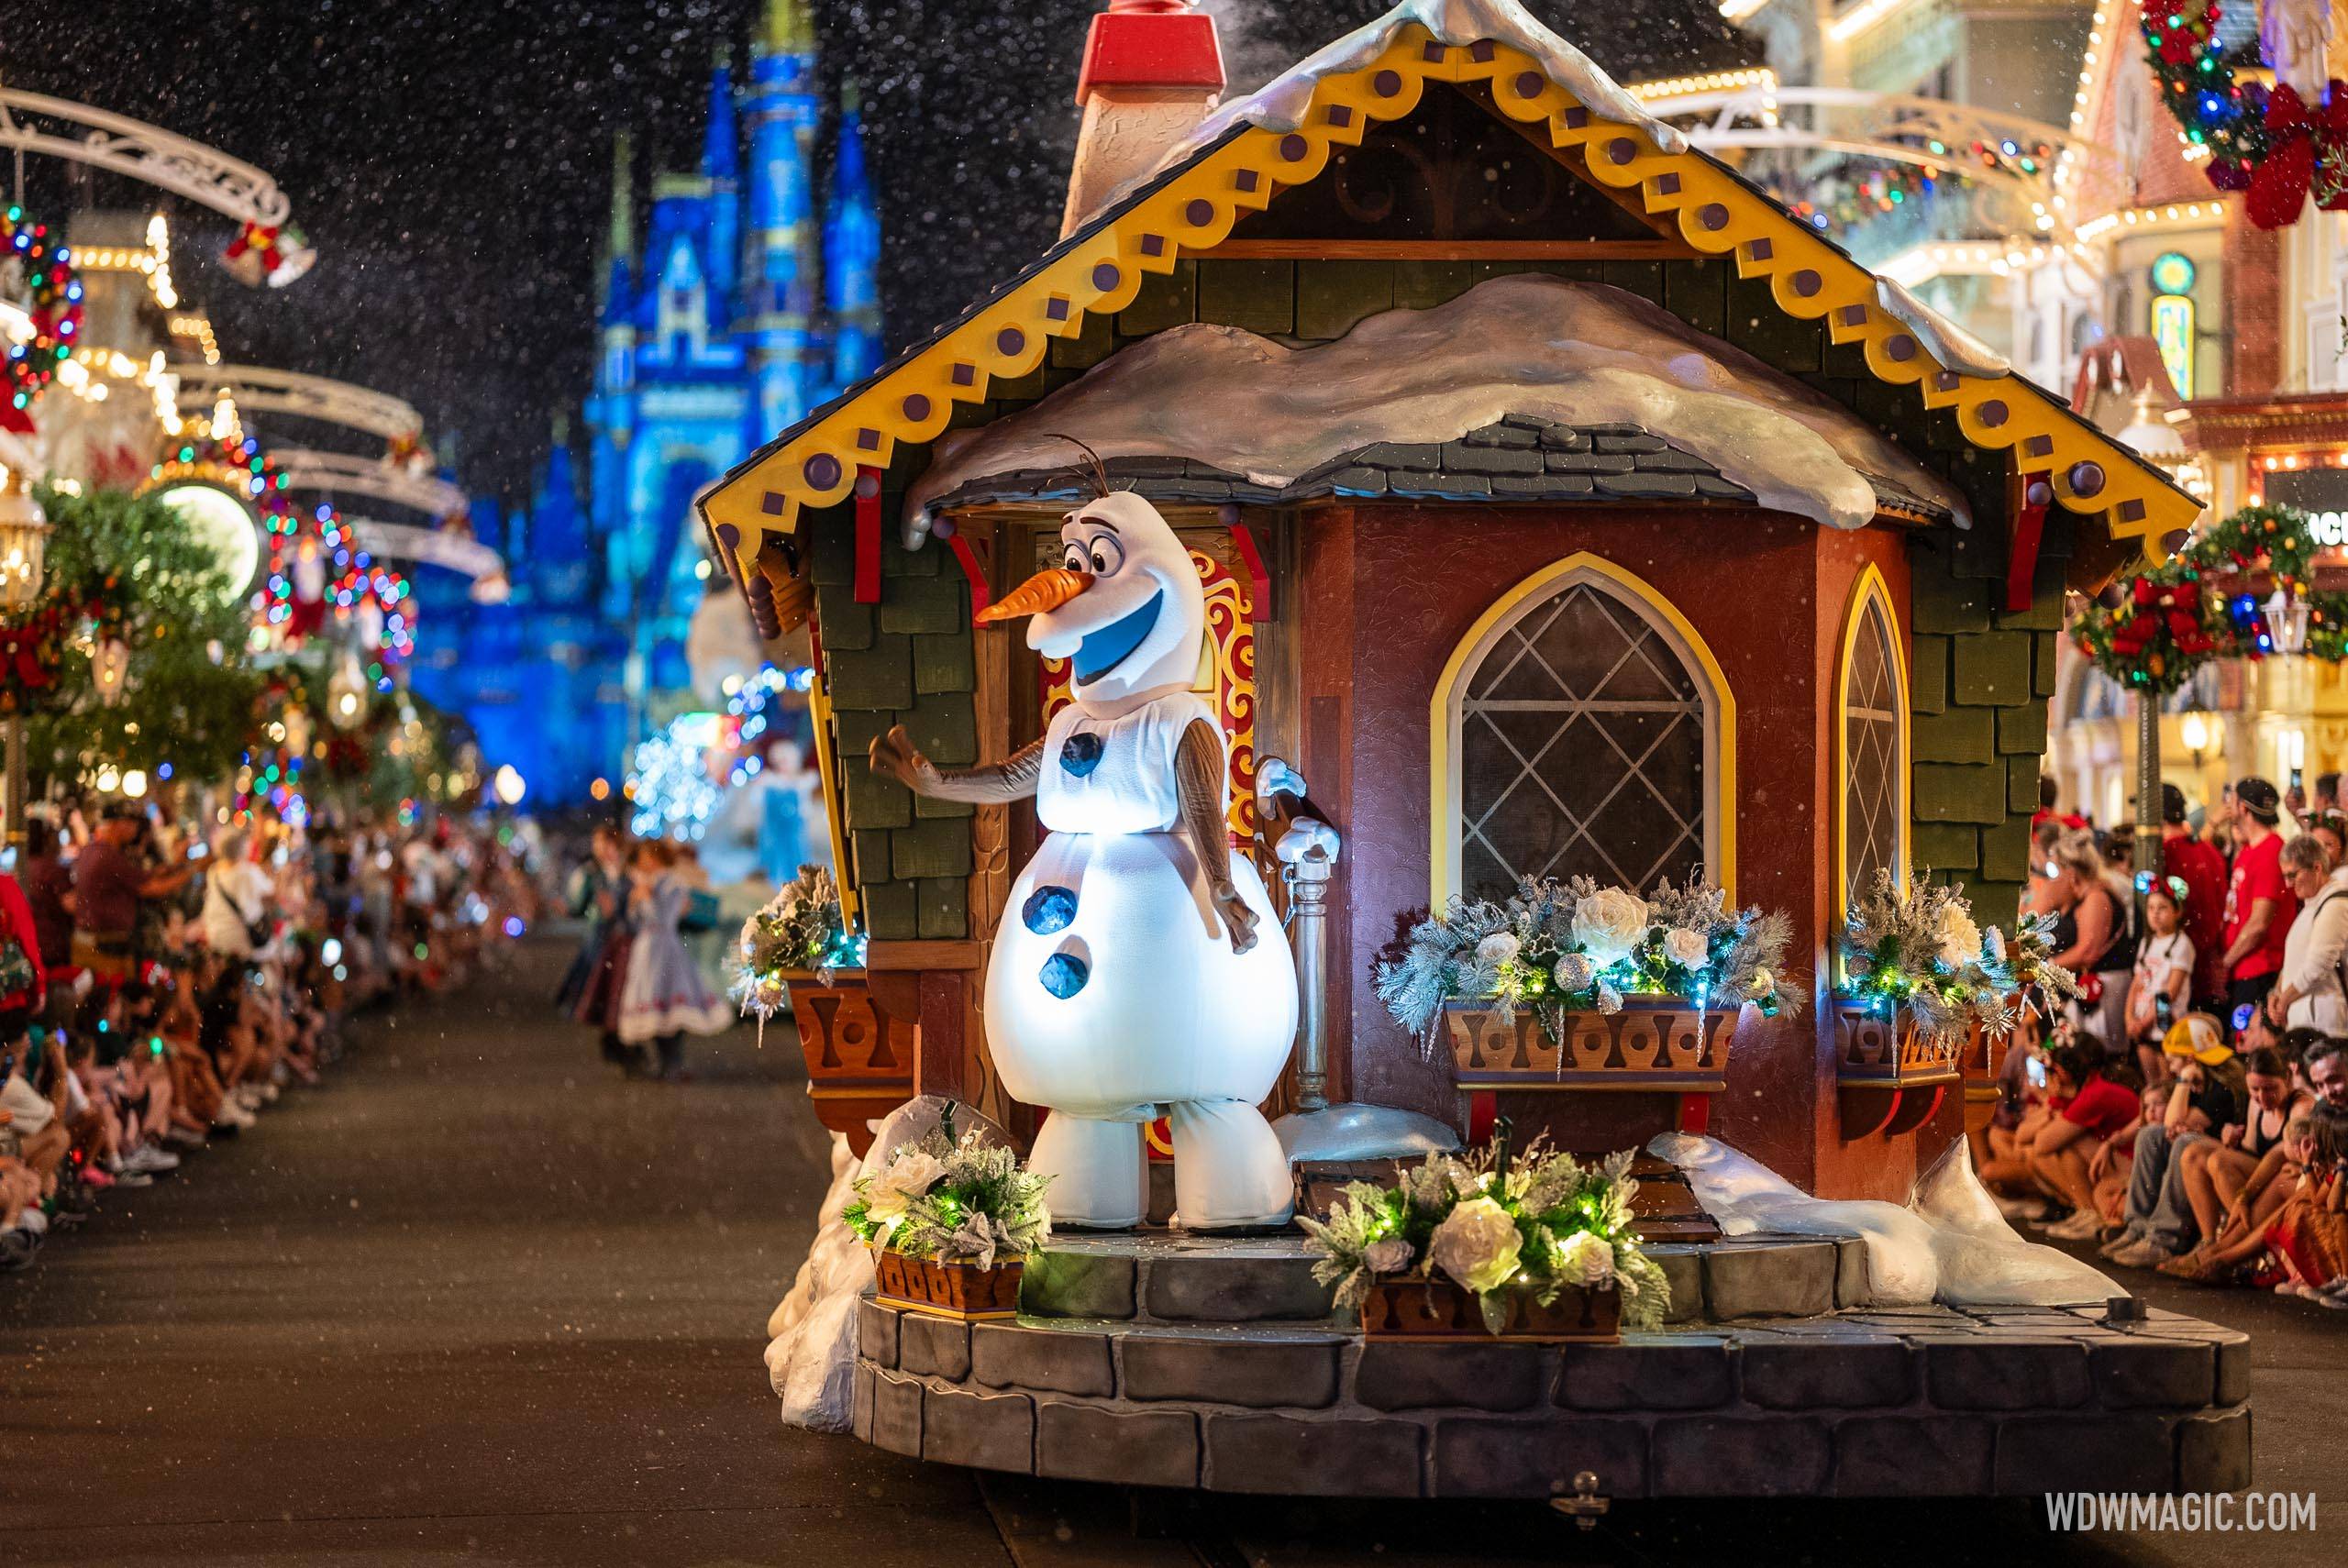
[0,800,540,1272]
[1979,771,2348,1303]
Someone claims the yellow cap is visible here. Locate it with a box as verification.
[2161,1013,2232,1066]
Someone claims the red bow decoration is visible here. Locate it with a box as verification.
[222,223,284,286]
[2110,576,2214,659]
[0,626,55,691]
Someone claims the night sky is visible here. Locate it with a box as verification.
[7,1,1751,509]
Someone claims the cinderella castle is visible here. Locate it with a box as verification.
[589,0,879,696]
[417,0,878,805]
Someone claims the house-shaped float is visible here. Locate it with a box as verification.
[715,1,2247,1505]
[699,0,2196,1203]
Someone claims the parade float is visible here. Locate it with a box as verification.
[705,1,2251,1504]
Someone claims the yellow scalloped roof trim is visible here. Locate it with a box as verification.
[698,21,2196,577]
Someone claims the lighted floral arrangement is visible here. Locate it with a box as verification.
[732,865,865,1019]
[1836,867,2078,1046]
[842,1112,1052,1270]
[1301,1138,1669,1334]
[1376,875,1800,1043]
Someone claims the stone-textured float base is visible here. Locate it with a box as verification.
[847,1235,2250,1499]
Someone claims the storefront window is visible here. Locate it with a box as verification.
[1837,572,1906,907]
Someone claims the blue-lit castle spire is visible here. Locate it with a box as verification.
[575,0,881,710]
[825,81,881,392]
[743,0,824,447]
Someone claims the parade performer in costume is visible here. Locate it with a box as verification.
[869,458,1297,1230]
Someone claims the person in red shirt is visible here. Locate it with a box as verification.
[2220,776,2297,1039]
[2031,1041,2142,1239]
[2031,774,2088,834]
[2158,783,2228,1006]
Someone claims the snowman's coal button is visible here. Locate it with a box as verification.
[1038,953,1090,999]
[1023,885,1078,935]
[1060,732,1104,778]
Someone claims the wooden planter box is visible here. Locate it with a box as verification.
[786,971,915,1156]
[870,1248,1025,1321]
[1832,1000,1968,1141]
[1358,1275,1621,1342]
[1445,998,1733,1091]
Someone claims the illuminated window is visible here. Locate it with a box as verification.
[1433,555,1732,902]
[1837,569,1907,907]
[2152,293,2196,399]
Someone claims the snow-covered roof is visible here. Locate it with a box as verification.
[909,276,1966,535]
[1102,1,1689,217]
[697,0,2203,587]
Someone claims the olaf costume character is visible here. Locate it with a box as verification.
[870,485,1298,1230]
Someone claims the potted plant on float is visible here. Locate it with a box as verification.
[844,1110,1053,1321]
[736,867,908,1151]
[1833,868,2077,1087]
[1376,876,1799,1091]
[1301,1133,1666,1341]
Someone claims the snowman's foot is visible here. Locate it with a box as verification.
[1028,1110,1148,1231]
[1168,1099,1295,1231]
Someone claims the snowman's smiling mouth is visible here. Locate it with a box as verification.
[1073,591,1163,683]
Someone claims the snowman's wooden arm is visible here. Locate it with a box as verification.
[1178,719,1259,955]
[869,725,1043,803]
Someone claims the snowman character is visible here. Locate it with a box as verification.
[869,472,1297,1230]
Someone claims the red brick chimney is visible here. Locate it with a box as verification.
[1060,1,1227,237]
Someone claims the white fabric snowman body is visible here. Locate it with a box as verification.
[978,491,1298,1230]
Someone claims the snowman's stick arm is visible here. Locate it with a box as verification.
[871,725,1044,803]
[1178,719,1258,955]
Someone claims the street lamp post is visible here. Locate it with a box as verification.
[0,482,50,850]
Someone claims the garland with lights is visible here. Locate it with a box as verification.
[2183,501,2316,590]
[2306,591,2348,661]
[330,559,417,662]
[2,205,86,433]
[2136,0,2348,226]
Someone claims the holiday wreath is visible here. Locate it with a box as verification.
[2137,0,2348,226]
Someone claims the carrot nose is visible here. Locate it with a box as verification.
[975,566,1092,625]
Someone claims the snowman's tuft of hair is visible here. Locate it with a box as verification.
[1041,433,1112,502]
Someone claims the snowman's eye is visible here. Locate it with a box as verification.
[1087,535,1124,575]
[1062,542,1088,573]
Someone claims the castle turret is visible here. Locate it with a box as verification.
[590,128,639,622]
[824,80,881,395]
[702,47,743,323]
[743,0,823,445]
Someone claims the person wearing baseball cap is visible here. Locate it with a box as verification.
[2219,776,2296,1039]
[2157,781,2228,1008]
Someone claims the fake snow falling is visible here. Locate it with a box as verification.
[908,273,1971,544]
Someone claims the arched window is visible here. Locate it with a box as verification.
[1432,554,1733,904]
[1836,567,1908,908]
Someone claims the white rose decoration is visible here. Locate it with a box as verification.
[1475,932,1522,966]
[1936,904,1984,969]
[881,1149,947,1198]
[1663,926,1708,968]
[1363,1236,1415,1275]
[1570,888,1650,966]
[1555,1230,1616,1288]
[1553,952,1597,992]
[1427,1196,1524,1294]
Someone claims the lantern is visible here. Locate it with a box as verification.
[92,636,131,707]
[327,653,368,730]
[0,485,50,612]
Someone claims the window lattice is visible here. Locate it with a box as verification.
[1843,597,1901,906]
[1456,580,1708,900]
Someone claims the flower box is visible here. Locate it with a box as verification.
[1358,1276,1621,1342]
[1831,1001,1967,1088]
[786,972,915,1156]
[1445,998,1733,1091]
[869,1247,1025,1322]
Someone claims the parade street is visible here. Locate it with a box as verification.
[0,938,2335,1568]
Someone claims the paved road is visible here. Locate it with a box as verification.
[5,938,2341,1566]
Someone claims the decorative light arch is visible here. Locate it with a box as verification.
[1428,551,1735,906]
[1833,563,1910,911]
